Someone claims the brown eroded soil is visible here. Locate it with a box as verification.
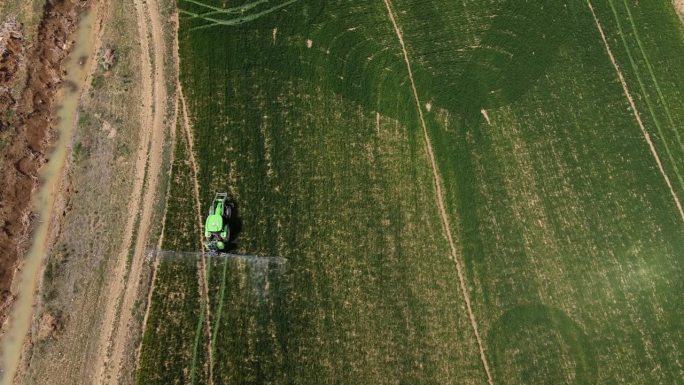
[0,20,24,131]
[0,0,88,330]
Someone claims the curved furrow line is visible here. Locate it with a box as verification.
[180,0,269,15]
[186,0,299,31]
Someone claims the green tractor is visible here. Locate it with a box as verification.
[204,192,232,254]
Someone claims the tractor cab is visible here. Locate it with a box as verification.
[204,192,231,253]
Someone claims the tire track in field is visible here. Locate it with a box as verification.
[179,0,299,31]
[180,0,269,17]
[605,0,684,192]
[179,85,216,384]
[619,0,684,153]
[176,3,215,379]
[134,77,180,376]
[210,258,230,358]
[189,306,205,385]
[587,0,684,223]
[381,1,495,384]
[677,0,684,23]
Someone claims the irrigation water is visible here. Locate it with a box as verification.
[0,8,98,384]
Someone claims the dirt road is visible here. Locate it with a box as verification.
[91,0,169,383]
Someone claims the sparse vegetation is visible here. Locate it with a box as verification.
[99,47,117,70]
[16,0,152,383]
[71,141,85,162]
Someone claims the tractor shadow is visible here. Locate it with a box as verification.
[226,199,242,251]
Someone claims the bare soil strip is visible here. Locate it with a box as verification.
[675,0,684,23]
[481,108,491,125]
[92,0,169,382]
[381,1,495,384]
[587,0,684,223]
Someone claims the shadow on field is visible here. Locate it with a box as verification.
[452,0,572,119]
[183,0,582,130]
[302,0,578,126]
[227,199,243,250]
[487,303,598,385]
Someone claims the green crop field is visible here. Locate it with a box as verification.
[137,1,684,384]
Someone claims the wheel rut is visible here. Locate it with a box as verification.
[179,86,216,384]
[587,0,684,223]
[382,1,495,384]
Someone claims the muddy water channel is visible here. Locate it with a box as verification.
[0,9,97,384]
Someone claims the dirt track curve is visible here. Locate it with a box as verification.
[91,0,168,383]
